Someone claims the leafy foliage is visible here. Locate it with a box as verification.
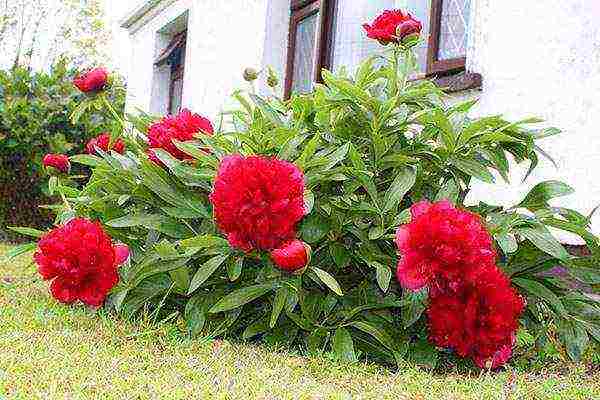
[0,60,124,240]
[16,46,600,368]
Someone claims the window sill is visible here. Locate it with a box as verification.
[431,71,482,93]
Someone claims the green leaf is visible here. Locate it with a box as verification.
[188,254,229,294]
[69,154,102,167]
[311,267,343,296]
[402,288,428,328]
[106,213,191,239]
[558,320,589,361]
[209,283,277,313]
[7,227,45,238]
[332,327,357,363]
[185,295,206,337]
[227,256,243,282]
[568,258,600,284]
[249,93,283,126]
[368,226,385,240]
[350,321,394,351]
[329,243,351,269]
[370,261,391,293]
[450,158,495,183]
[432,109,455,151]
[435,179,460,203]
[495,232,518,254]
[48,176,58,196]
[518,225,569,261]
[3,242,37,260]
[518,181,574,211]
[383,166,416,213]
[512,278,567,316]
[243,318,270,340]
[270,288,288,328]
[408,338,439,369]
[179,234,230,250]
[299,214,330,244]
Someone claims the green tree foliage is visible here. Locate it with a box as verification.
[0,60,124,240]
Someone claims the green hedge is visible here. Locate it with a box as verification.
[0,60,124,241]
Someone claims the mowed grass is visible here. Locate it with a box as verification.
[0,243,598,400]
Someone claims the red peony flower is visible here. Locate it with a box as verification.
[34,218,125,307]
[210,155,305,251]
[147,109,214,164]
[270,239,310,273]
[363,9,422,45]
[427,264,524,369]
[43,154,71,174]
[86,133,125,155]
[73,68,109,93]
[395,200,496,291]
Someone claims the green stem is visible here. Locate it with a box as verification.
[101,94,143,152]
[390,46,400,97]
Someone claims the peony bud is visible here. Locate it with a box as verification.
[114,244,130,266]
[43,154,71,174]
[243,67,259,82]
[86,133,126,155]
[267,67,279,88]
[270,239,310,273]
[73,67,109,93]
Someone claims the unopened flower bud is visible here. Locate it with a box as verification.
[267,67,279,88]
[243,67,259,82]
[270,239,311,274]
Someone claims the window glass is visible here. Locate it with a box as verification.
[438,0,471,60]
[291,12,319,94]
[331,0,432,76]
[170,77,184,115]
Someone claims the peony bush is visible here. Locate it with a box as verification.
[7,9,600,370]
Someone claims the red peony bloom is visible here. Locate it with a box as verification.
[270,239,310,273]
[210,155,305,251]
[363,9,422,45]
[395,200,496,291]
[73,68,109,93]
[147,109,214,164]
[427,264,524,369]
[34,218,125,307]
[43,154,71,174]
[86,133,126,155]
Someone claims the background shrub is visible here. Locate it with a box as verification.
[0,60,124,241]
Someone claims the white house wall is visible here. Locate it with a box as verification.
[466,0,600,242]
[125,0,271,117]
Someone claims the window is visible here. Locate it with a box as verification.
[155,31,187,115]
[285,0,475,98]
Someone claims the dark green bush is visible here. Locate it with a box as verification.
[0,60,124,241]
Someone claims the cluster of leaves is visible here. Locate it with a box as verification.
[13,46,600,369]
[0,59,124,240]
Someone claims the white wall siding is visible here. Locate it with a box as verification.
[466,0,600,242]
[124,0,271,118]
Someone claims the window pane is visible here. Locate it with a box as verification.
[170,78,183,115]
[438,0,471,60]
[332,1,431,76]
[292,12,319,94]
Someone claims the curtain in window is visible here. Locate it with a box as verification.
[292,12,320,94]
[331,0,431,75]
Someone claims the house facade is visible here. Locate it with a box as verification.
[119,0,600,241]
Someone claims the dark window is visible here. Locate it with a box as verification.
[155,31,187,114]
[285,0,473,98]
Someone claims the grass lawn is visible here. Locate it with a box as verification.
[0,243,598,400]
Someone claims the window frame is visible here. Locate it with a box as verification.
[166,32,187,115]
[426,0,467,75]
[285,0,478,98]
